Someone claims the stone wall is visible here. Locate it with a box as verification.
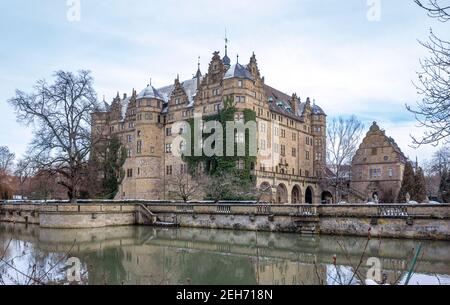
[0,203,136,229]
[1,201,449,240]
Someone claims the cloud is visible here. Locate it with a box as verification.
[1,0,449,162]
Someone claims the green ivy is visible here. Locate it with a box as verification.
[182,98,257,199]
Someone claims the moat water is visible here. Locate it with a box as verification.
[0,223,449,285]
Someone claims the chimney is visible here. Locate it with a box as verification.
[290,93,298,114]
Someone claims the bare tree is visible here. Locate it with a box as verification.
[430,146,450,174]
[408,1,450,146]
[326,116,364,203]
[0,146,15,174]
[13,158,35,199]
[414,0,450,22]
[8,70,100,203]
[167,170,204,202]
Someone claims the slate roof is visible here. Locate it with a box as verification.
[137,85,165,101]
[224,63,254,80]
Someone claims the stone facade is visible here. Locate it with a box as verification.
[91,48,327,203]
[350,122,407,203]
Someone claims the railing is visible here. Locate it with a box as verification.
[293,205,318,217]
[217,205,232,214]
[139,204,158,224]
[256,205,272,214]
[251,170,320,183]
[378,205,409,217]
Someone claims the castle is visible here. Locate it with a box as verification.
[91,46,327,204]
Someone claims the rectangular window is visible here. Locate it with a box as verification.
[127,169,133,178]
[238,80,243,87]
[388,168,393,177]
[166,144,172,153]
[166,165,173,175]
[281,145,286,156]
[166,128,172,136]
[235,159,245,170]
[259,121,266,133]
[370,168,382,178]
[292,148,297,157]
[259,139,266,150]
[235,96,246,103]
[137,140,142,154]
[306,151,310,160]
[292,133,297,141]
[315,152,322,161]
[127,149,132,157]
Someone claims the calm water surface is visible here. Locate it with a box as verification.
[0,223,449,285]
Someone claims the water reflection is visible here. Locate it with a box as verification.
[1,223,449,285]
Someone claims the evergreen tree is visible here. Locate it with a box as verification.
[398,162,415,203]
[102,136,127,199]
[440,170,450,203]
[413,167,427,203]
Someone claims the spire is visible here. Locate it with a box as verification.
[236,54,239,64]
[225,28,228,56]
[222,29,231,67]
[194,56,202,79]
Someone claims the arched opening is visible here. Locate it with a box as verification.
[305,187,314,204]
[276,184,288,204]
[321,191,333,204]
[372,192,379,203]
[259,182,273,203]
[291,185,302,204]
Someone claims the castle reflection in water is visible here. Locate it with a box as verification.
[1,224,449,285]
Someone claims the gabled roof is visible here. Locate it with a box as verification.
[363,122,407,161]
[157,77,201,106]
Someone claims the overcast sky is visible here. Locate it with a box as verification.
[0,0,449,162]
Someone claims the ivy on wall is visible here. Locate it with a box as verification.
[182,98,257,200]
